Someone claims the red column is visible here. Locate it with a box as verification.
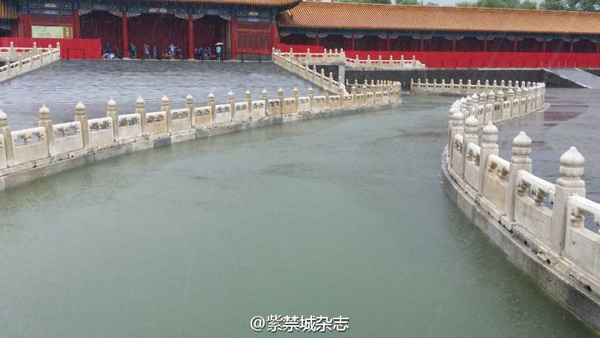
[230,17,237,60]
[187,14,194,59]
[570,40,574,53]
[542,38,547,53]
[18,14,32,38]
[483,39,487,52]
[452,38,456,52]
[72,9,80,39]
[596,42,599,53]
[513,40,517,52]
[121,12,129,58]
[351,35,356,50]
[315,35,319,46]
[386,35,390,51]
[420,38,424,51]
[270,22,279,50]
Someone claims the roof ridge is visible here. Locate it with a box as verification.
[296,1,600,17]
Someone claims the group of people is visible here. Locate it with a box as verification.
[102,42,224,60]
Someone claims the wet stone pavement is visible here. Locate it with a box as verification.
[495,88,600,201]
[0,60,323,130]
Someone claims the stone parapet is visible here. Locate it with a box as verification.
[0,42,61,83]
[0,85,402,191]
[273,47,426,70]
[272,48,403,100]
[441,83,600,330]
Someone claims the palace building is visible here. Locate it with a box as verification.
[2,0,600,66]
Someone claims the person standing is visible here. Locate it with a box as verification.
[216,44,222,61]
[153,45,158,60]
[169,44,175,60]
[199,47,204,61]
[144,44,150,60]
[130,43,136,59]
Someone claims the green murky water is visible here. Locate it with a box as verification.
[0,94,597,337]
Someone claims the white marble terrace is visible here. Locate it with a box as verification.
[0,41,61,83]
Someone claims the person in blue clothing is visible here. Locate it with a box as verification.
[130,43,136,59]
[215,45,222,60]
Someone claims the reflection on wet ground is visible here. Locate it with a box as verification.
[496,88,600,200]
[0,60,322,130]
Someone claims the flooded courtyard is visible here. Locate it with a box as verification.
[0,61,598,337]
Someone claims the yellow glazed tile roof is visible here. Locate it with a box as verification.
[0,0,17,20]
[279,2,600,35]
[164,0,300,7]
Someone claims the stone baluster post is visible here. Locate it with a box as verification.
[479,92,487,122]
[227,91,235,122]
[329,72,334,91]
[186,94,195,128]
[208,93,216,122]
[107,99,119,140]
[471,94,480,119]
[245,90,252,118]
[351,85,357,107]
[448,106,460,151]
[496,90,504,102]
[505,132,532,226]
[0,110,15,166]
[320,69,325,88]
[38,104,54,150]
[550,147,586,255]
[325,87,330,110]
[75,101,90,148]
[464,95,472,116]
[515,88,522,116]
[308,87,314,110]
[278,88,284,116]
[507,88,515,117]
[135,97,147,136]
[338,84,344,102]
[463,115,479,182]
[293,87,299,113]
[449,111,465,175]
[479,122,499,193]
[161,95,172,132]
[8,41,15,60]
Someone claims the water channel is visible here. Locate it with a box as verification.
[0,61,598,337]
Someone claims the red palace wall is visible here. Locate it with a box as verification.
[277,43,600,69]
[80,11,121,54]
[0,37,101,59]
